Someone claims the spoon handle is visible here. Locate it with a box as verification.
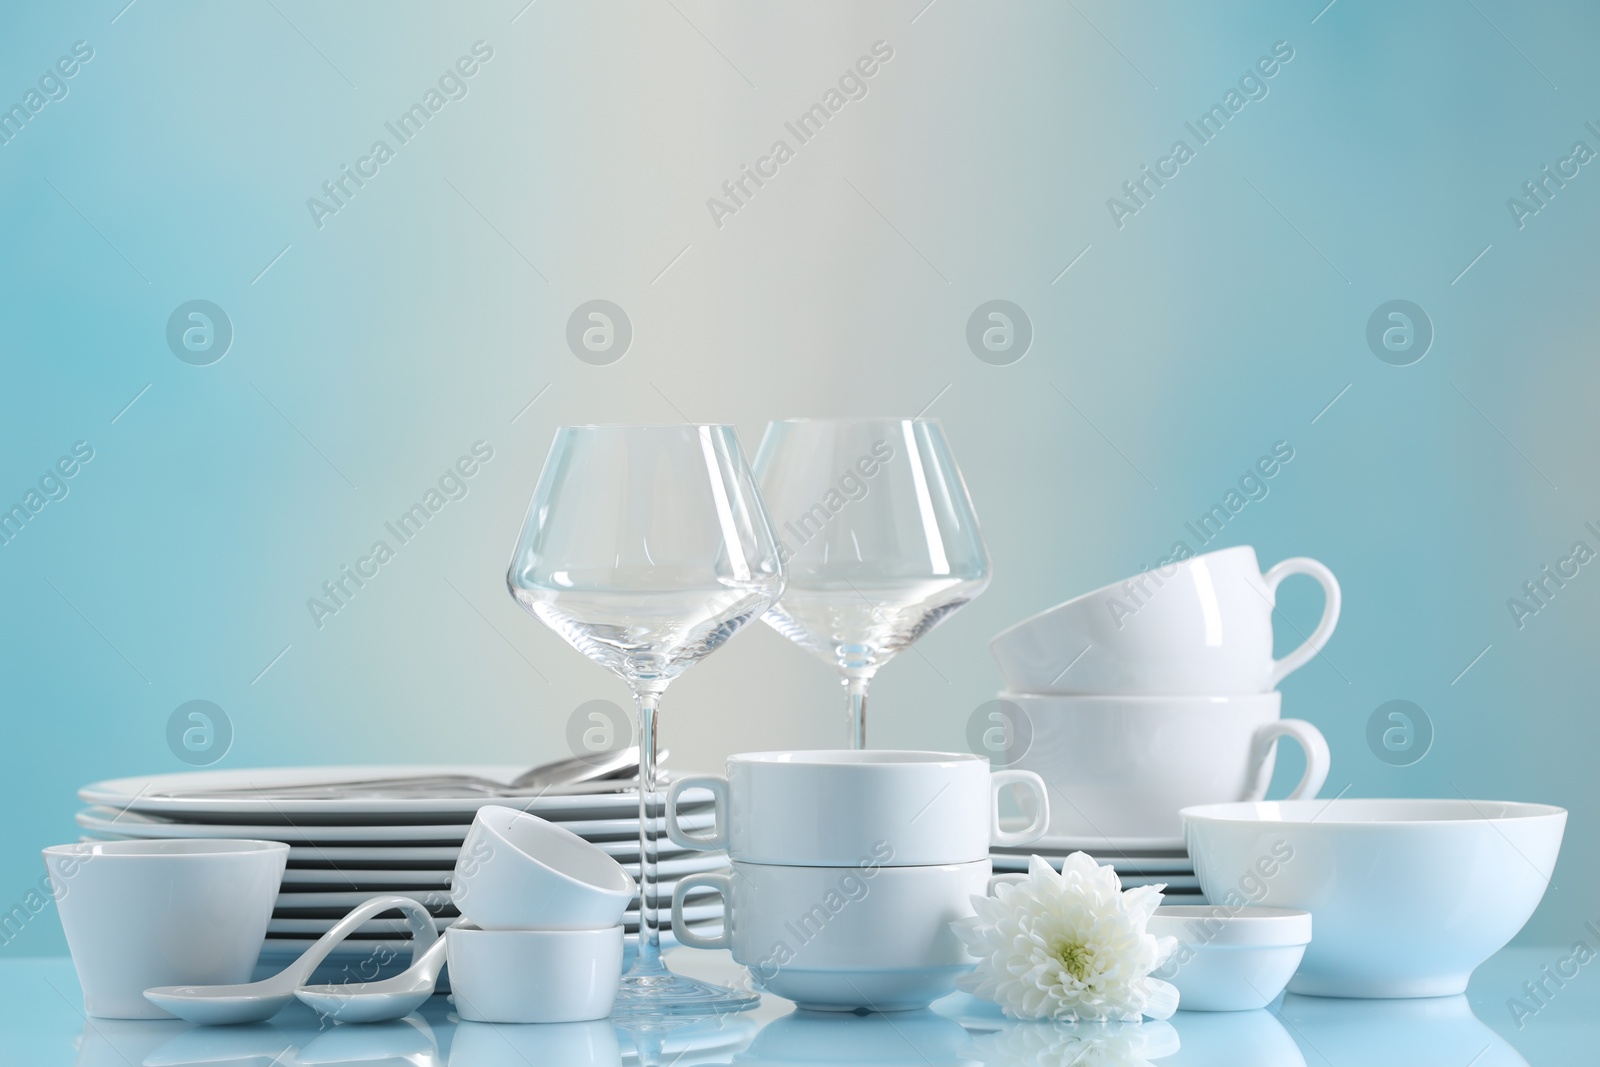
[283,895,440,986]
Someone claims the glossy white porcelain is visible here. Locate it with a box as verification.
[665,750,1047,865]
[143,894,437,1025]
[1182,799,1566,998]
[1004,693,1328,842]
[445,924,623,1023]
[1148,904,1311,1011]
[42,839,287,1020]
[450,805,637,930]
[989,545,1340,693]
[672,859,984,1010]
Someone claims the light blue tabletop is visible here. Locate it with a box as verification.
[1,946,1590,1065]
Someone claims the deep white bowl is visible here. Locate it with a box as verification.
[1182,799,1565,998]
[446,924,622,1024]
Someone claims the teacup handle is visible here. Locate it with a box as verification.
[671,873,731,950]
[665,775,729,852]
[1263,557,1342,686]
[1247,719,1331,801]
[988,873,1027,894]
[990,769,1050,848]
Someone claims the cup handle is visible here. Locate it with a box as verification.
[990,769,1050,848]
[665,775,729,852]
[1247,719,1331,801]
[987,872,1027,894]
[1263,557,1342,687]
[671,873,731,950]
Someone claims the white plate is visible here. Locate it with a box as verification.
[75,805,714,843]
[273,850,729,887]
[256,923,712,966]
[79,832,698,864]
[80,766,709,824]
[274,878,720,911]
[989,853,1195,875]
[265,902,725,936]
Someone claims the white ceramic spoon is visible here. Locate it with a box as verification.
[144,895,438,1025]
[295,930,451,1023]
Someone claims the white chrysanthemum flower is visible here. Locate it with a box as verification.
[952,853,1180,1021]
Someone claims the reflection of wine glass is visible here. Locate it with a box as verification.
[754,419,990,748]
[507,425,784,1015]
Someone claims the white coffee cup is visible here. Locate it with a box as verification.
[664,750,1048,866]
[43,839,287,1019]
[451,806,637,930]
[1002,693,1329,843]
[989,545,1340,694]
[671,858,987,1011]
[446,924,623,1023]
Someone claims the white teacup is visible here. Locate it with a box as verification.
[1001,693,1329,843]
[664,750,1048,866]
[44,839,287,1019]
[989,545,1340,694]
[451,806,637,930]
[446,924,623,1023]
[672,858,987,1011]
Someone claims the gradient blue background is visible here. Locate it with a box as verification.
[1,0,1594,990]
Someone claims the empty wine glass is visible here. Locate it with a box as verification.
[506,424,784,1016]
[754,418,991,748]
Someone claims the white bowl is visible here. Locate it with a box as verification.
[1148,904,1311,1011]
[1182,799,1565,998]
[445,924,623,1024]
[43,839,287,1019]
[451,805,637,930]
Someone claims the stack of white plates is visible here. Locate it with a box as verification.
[990,831,1203,903]
[77,766,728,968]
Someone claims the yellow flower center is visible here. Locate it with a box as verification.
[1054,938,1093,981]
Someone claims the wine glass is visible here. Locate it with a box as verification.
[754,418,991,748]
[506,424,784,1016]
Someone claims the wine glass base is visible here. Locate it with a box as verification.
[610,970,761,1017]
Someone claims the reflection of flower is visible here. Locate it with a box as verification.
[953,853,1178,1021]
[968,1019,1181,1067]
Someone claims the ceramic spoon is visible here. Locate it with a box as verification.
[143,895,438,1025]
[295,929,451,1024]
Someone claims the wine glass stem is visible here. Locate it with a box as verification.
[631,687,665,974]
[846,676,869,750]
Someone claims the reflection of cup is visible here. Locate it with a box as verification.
[44,839,286,1019]
[1278,993,1528,1066]
[1164,1008,1305,1067]
[990,545,1340,694]
[446,924,622,1024]
[72,1018,184,1067]
[449,1019,621,1067]
[1003,693,1329,842]
[296,1016,439,1065]
[735,1008,975,1066]
[451,806,636,930]
[672,859,986,1011]
[665,750,1048,865]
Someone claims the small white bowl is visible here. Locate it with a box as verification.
[446,924,623,1024]
[451,805,637,930]
[1149,905,1311,1011]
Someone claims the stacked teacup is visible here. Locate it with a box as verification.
[664,751,1049,1011]
[988,545,1340,844]
[448,805,637,1023]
